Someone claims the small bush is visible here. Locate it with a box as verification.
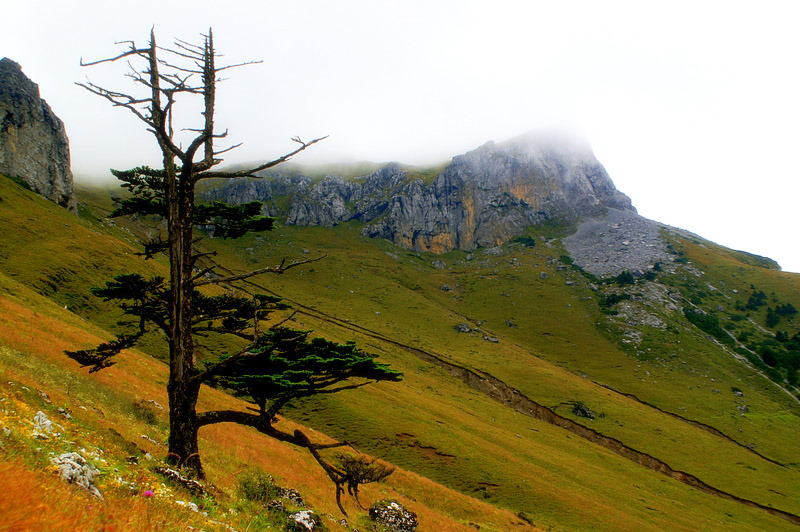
[766,308,780,328]
[598,293,630,314]
[572,402,595,420]
[339,454,395,486]
[683,308,734,346]
[745,290,767,311]
[237,471,280,502]
[512,236,537,248]
[130,400,158,425]
[615,271,635,286]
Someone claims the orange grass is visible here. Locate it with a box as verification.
[0,273,539,531]
[0,458,200,532]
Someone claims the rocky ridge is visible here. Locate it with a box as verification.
[204,131,636,254]
[0,58,76,211]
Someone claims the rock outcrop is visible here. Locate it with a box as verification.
[362,131,634,252]
[204,130,635,253]
[0,58,76,211]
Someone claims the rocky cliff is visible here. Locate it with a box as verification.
[0,58,76,211]
[204,131,635,253]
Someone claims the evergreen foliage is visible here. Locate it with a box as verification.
[615,271,635,286]
[683,308,734,346]
[766,308,780,328]
[745,290,767,311]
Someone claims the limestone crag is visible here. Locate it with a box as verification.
[362,132,635,252]
[0,58,75,211]
[204,131,636,253]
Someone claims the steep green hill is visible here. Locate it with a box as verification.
[2,173,799,531]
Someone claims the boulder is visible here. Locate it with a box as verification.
[369,500,418,532]
[51,452,102,499]
[455,322,472,333]
[288,510,322,531]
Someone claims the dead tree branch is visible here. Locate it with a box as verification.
[194,255,326,286]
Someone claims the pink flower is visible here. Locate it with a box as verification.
[142,490,155,498]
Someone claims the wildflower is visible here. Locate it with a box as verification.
[142,490,155,498]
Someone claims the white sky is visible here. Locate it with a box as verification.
[4,1,800,272]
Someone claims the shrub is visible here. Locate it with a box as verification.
[759,347,778,367]
[683,308,734,346]
[130,400,159,425]
[512,236,537,248]
[237,471,280,502]
[598,293,630,314]
[745,290,767,311]
[572,402,595,420]
[615,271,635,286]
[339,454,395,487]
[766,308,780,328]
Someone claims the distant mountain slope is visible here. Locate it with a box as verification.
[203,130,635,253]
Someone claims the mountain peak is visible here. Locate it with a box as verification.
[206,133,635,253]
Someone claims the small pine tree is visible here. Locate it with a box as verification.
[615,271,635,286]
[766,307,780,328]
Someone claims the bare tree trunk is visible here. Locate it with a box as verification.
[164,151,205,476]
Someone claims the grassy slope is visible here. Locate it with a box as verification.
[1,175,799,530]
[199,221,800,529]
[0,176,535,531]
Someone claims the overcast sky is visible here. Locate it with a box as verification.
[4,1,800,272]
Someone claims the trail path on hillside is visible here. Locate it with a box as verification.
[209,262,800,527]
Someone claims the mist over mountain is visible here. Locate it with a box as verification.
[205,130,641,253]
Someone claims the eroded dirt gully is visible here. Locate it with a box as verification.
[595,383,788,468]
[232,274,800,526]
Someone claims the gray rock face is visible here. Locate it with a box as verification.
[0,58,75,211]
[205,131,635,253]
[362,131,634,253]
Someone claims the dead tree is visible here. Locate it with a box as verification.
[69,29,401,503]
